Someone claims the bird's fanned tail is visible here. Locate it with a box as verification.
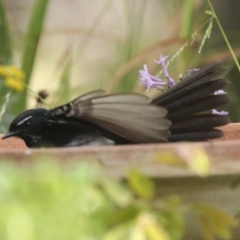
[152,62,230,141]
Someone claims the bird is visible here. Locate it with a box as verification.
[2,62,230,148]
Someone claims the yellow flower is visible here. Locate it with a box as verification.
[0,67,8,77]
[5,77,24,92]
[0,65,25,92]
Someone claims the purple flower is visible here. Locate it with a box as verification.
[214,90,227,95]
[139,54,176,91]
[212,109,228,116]
[139,65,167,92]
[155,54,175,87]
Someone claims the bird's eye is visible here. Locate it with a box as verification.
[25,121,31,127]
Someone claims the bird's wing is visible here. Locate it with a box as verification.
[46,90,171,143]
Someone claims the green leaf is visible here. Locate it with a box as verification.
[132,213,170,240]
[100,178,134,207]
[158,211,185,240]
[156,196,185,240]
[110,205,142,226]
[193,204,238,240]
[127,169,155,199]
[5,206,34,240]
[154,146,210,177]
[103,222,132,240]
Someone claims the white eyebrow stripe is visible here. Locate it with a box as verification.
[17,116,32,126]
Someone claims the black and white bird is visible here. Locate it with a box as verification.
[2,62,230,148]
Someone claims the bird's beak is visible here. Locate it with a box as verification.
[2,131,19,139]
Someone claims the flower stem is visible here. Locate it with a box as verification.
[207,0,240,72]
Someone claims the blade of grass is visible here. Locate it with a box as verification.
[55,58,72,105]
[0,92,11,124]
[112,0,147,92]
[0,0,13,64]
[77,0,113,59]
[180,0,194,39]
[207,0,240,72]
[0,0,15,131]
[15,0,49,112]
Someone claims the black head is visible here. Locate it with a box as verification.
[2,108,48,147]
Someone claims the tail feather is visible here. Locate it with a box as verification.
[168,94,230,120]
[168,129,224,142]
[165,79,230,110]
[152,62,226,105]
[170,114,230,133]
[152,62,230,141]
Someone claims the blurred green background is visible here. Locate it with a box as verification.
[1,0,240,132]
[0,159,237,240]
